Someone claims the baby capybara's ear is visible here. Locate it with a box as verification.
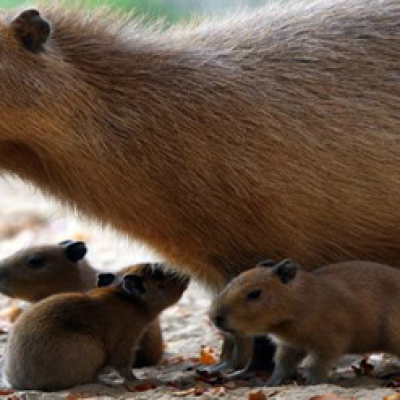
[96,273,116,288]
[272,259,298,284]
[122,274,146,297]
[62,241,87,263]
[11,9,51,53]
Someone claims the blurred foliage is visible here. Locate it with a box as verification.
[0,0,269,22]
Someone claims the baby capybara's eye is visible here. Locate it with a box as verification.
[245,289,262,301]
[26,254,45,269]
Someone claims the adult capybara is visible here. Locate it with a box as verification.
[1,0,400,371]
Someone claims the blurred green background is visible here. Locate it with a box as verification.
[0,0,268,22]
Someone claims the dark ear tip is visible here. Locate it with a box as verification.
[22,9,40,17]
[37,19,51,38]
[122,274,146,295]
[11,9,51,52]
[58,240,73,246]
[274,259,298,284]
[64,241,87,263]
[97,273,116,287]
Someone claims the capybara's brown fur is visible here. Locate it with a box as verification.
[117,263,176,368]
[0,242,164,367]
[210,259,400,385]
[2,0,400,372]
[1,1,400,291]
[4,265,189,391]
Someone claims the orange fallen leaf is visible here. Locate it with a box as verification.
[248,390,268,400]
[199,345,218,365]
[383,394,400,400]
[0,306,23,323]
[124,380,157,392]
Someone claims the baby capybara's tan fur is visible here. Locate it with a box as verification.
[5,265,189,391]
[210,259,400,385]
[0,242,164,367]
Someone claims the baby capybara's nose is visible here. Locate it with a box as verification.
[212,314,226,329]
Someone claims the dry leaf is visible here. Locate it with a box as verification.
[309,393,351,400]
[248,390,268,400]
[66,394,91,400]
[0,306,23,323]
[0,306,19,333]
[132,382,155,391]
[124,380,157,392]
[199,345,218,365]
[383,394,400,400]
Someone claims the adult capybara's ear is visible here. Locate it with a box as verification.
[11,9,51,53]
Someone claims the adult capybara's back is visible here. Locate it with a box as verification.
[0,0,400,290]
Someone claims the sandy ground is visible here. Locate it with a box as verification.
[0,177,398,400]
